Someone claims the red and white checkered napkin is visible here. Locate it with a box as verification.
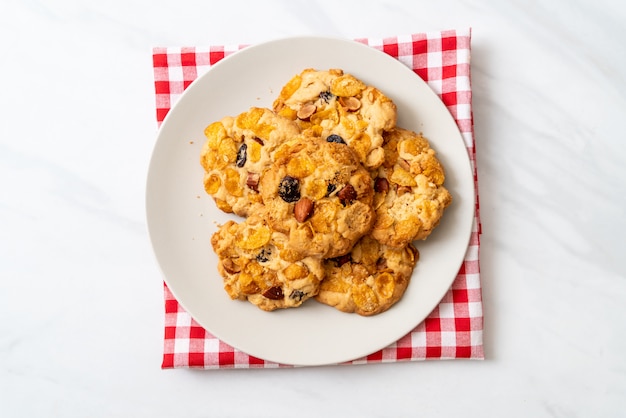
[152,29,483,369]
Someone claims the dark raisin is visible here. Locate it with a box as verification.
[289,290,306,301]
[326,134,346,144]
[329,254,351,267]
[319,90,335,103]
[376,257,388,270]
[252,137,264,145]
[236,143,247,167]
[326,183,337,196]
[263,286,284,300]
[278,176,300,203]
[256,248,272,263]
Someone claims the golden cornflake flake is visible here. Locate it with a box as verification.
[248,140,262,163]
[283,263,309,281]
[215,198,233,213]
[390,167,417,187]
[204,173,221,195]
[286,157,315,178]
[204,121,227,149]
[330,74,366,97]
[352,284,378,312]
[374,272,395,299]
[218,137,238,163]
[224,168,243,197]
[235,224,272,250]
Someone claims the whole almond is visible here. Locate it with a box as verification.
[337,184,357,204]
[374,177,389,193]
[294,197,314,222]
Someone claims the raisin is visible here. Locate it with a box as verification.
[263,286,283,300]
[289,290,306,301]
[256,248,271,263]
[376,257,388,270]
[278,176,300,203]
[319,90,335,103]
[329,254,351,267]
[236,143,247,167]
[326,134,346,144]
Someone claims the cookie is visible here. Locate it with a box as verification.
[200,107,301,217]
[260,136,375,259]
[272,68,397,169]
[315,235,419,316]
[370,128,452,248]
[210,213,324,311]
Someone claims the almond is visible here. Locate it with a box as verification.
[337,184,357,204]
[397,186,412,196]
[246,172,260,191]
[296,103,317,120]
[338,96,361,111]
[222,258,241,274]
[374,177,389,193]
[294,197,314,222]
[262,286,284,300]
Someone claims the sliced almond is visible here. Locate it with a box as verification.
[398,159,411,171]
[296,103,317,120]
[222,258,241,274]
[339,96,361,111]
[397,186,412,196]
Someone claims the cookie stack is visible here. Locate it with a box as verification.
[200,69,451,316]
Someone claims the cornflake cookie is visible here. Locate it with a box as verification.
[211,213,324,311]
[371,128,452,248]
[260,136,375,259]
[200,107,301,217]
[316,235,419,316]
[272,68,397,169]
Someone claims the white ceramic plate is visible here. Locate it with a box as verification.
[146,36,474,366]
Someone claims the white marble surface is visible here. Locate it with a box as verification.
[1,0,625,416]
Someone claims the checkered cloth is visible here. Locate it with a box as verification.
[152,28,483,368]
